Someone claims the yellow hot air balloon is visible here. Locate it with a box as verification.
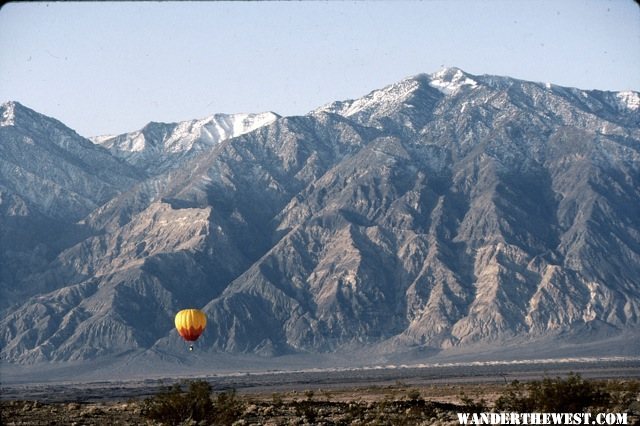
[175,309,207,351]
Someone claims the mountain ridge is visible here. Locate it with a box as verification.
[1,68,639,367]
[90,111,280,174]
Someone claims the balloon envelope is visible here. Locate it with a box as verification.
[175,309,207,342]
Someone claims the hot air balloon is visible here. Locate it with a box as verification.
[175,309,207,351]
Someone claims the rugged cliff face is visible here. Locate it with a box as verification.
[1,68,639,364]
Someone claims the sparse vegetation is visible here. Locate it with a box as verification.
[271,391,283,406]
[494,373,630,412]
[459,391,488,413]
[407,388,421,401]
[141,379,214,424]
[212,388,245,425]
[140,380,244,425]
[304,389,315,401]
[5,375,639,425]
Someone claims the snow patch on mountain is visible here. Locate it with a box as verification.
[90,134,116,145]
[88,111,280,173]
[93,112,279,154]
[164,112,280,153]
[428,67,478,95]
[1,101,16,126]
[315,67,482,120]
[616,91,640,111]
[315,77,424,118]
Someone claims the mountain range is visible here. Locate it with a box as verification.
[1,68,639,369]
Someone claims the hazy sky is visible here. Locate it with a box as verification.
[1,1,639,137]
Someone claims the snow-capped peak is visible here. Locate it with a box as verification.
[162,111,279,153]
[314,67,479,118]
[90,111,280,172]
[616,91,640,111]
[429,67,478,95]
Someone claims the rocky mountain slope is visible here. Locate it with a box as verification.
[91,111,279,174]
[0,101,144,310]
[1,68,639,365]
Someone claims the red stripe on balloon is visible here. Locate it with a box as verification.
[177,326,204,341]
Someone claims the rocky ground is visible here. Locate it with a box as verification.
[0,398,468,425]
[0,382,497,425]
[1,399,145,425]
[3,381,639,426]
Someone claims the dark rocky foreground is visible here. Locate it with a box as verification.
[3,361,640,425]
[2,400,144,426]
[1,395,462,426]
[3,382,640,426]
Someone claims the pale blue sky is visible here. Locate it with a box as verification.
[1,1,638,137]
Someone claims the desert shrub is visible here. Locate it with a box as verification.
[407,388,421,401]
[495,373,611,412]
[142,380,213,424]
[459,391,488,413]
[290,400,317,423]
[142,380,245,425]
[494,379,534,412]
[212,388,245,425]
[271,392,283,406]
[603,379,640,409]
